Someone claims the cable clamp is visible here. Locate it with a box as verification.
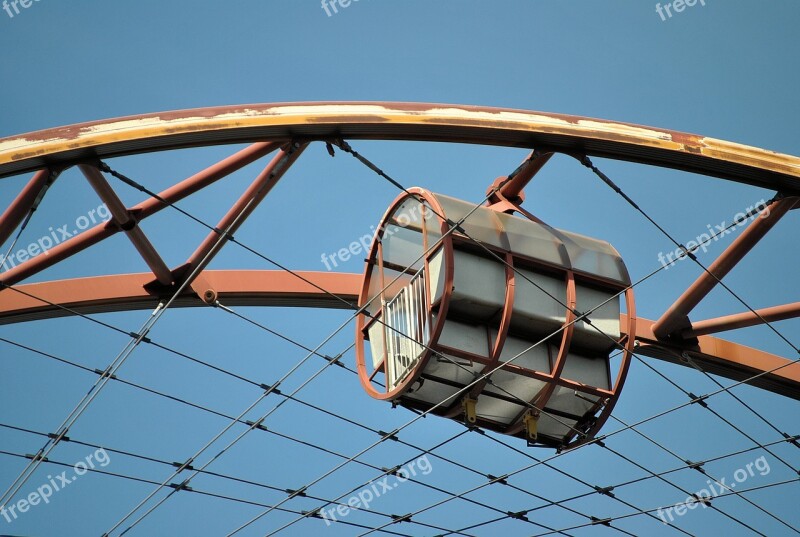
[47,432,70,442]
[687,392,708,408]
[326,353,345,368]
[246,419,268,432]
[378,430,399,442]
[686,460,706,474]
[594,485,615,498]
[487,474,508,485]
[781,432,800,448]
[169,480,192,491]
[382,466,401,477]
[171,459,195,471]
[95,367,117,380]
[260,383,282,395]
[286,487,307,498]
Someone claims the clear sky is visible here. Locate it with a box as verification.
[0,1,798,536]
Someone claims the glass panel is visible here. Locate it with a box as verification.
[364,269,383,315]
[496,212,568,267]
[421,201,443,247]
[427,248,446,304]
[388,197,425,232]
[432,193,505,248]
[369,267,411,306]
[560,231,630,285]
[367,314,385,369]
[382,225,425,272]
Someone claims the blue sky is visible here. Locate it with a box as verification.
[0,1,798,535]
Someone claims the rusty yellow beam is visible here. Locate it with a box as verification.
[1,102,799,192]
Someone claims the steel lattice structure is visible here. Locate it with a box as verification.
[1,102,798,397]
[1,102,799,536]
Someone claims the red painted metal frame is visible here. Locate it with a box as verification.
[652,196,800,339]
[0,142,283,289]
[506,269,577,440]
[0,102,798,404]
[172,143,306,295]
[79,164,173,285]
[355,189,454,402]
[632,316,800,400]
[2,269,795,400]
[0,271,360,325]
[489,192,637,446]
[354,188,636,448]
[0,169,56,247]
[486,151,554,207]
[687,302,800,337]
[464,251,517,405]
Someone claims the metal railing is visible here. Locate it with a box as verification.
[384,269,430,390]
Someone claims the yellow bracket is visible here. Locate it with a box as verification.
[522,410,540,442]
[462,397,477,424]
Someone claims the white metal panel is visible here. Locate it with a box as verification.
[437,317,490,358]
[448,250,506,320]
[511,268,567,337]
[572,285,621,351]
[494,332,552,371]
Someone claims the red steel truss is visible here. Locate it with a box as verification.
[0,102,798,400]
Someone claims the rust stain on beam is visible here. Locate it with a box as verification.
[0,102,798,192]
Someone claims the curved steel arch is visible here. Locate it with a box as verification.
[2,102,799,191]
[0,102,799,401]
